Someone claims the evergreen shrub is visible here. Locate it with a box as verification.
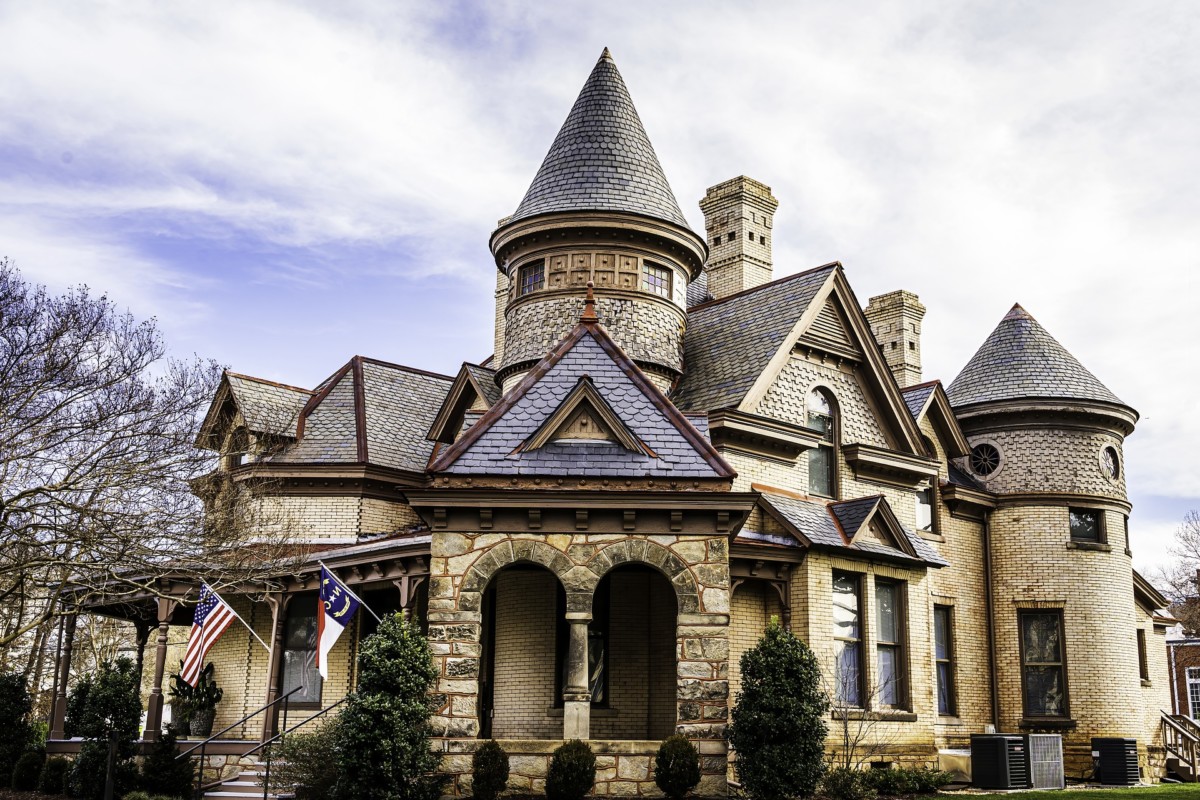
[0,671,34,786]
[654,735,701,800]
[264,717,343,800]
[67,657,141,800]
[12,749,45,790]
[334,613,444,800]
[471,740,509,800]
[546,740,595,800]
[139,725,195,799]
[728,619,829,800]
[822,767,876,800]
[862,767,951,796]
[38,755,71,795]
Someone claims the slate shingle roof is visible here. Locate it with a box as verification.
[946,303,1124,408]
[673,265,835,412]
[464,363,501,408]
[900,382,936,420]
[273,358,453,473]
[756,492,948,567]
[686,270,712,309]
[434,325,732,478]
[507,49,691,231]
[224,373,311,436]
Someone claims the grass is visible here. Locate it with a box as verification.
[959,785,1200,800]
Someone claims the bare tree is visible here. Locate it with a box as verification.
[0,259,297,652]
[1155,511,1200,636]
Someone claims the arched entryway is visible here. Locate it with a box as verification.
[591,564,677,740]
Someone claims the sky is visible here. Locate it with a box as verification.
[0,1,1196,576]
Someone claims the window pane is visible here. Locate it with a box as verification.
[1023,665,1065,716]
[641,263,671,297]
[832,574,859,639]
[937,662,953,715]
[916,488,933,531]
[282,599,322,703]
[834,640,861,706]
[934,607,950,660]
[809,446,833,496]
[877,645,900,706]
[1022,613,1061,663]
[588,629,605,703]
[876,583,898,643]
[519,262,545,296]
[1069,509,1099,541]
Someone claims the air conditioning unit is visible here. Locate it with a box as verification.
[1027,734,1065,789]
[1093,738,1139,785]
[970,734,1030,790]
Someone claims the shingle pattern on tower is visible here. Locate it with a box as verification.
[946,304,1123,408]
[507,50,690,230]
[440,330,724,478]
[224,373,312,437]
[755,492,947,566]
[673,265,834,412]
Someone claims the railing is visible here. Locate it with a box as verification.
[243,694,350,800]
[177,686,302,800]
[1161,712,1200,782]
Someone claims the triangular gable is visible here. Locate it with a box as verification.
[428,362,501,445]
[796,298,861,360]
[517,376,652,456]
[430,319,734,479]
[901,381,971,459]
[196,371,312,450]
[740,266,928,457]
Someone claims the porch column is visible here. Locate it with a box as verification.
[49,612,76,739]
[261,594,291,742]
[562,613,591,740]
[144,596,177,742]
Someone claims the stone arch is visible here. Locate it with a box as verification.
[587,539,700,615]
[458,539,600,614]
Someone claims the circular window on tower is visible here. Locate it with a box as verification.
[1101,445,1121,481]
[969,442,1001,476]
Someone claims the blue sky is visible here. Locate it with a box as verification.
[1,1,1196,575]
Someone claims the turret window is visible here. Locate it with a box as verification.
[1019,610,1068,718]
[807,388,836,497]
[1069,507,1104,542]
[518,261,546,296]
[641,262,672,298]
[969,442,1001,476]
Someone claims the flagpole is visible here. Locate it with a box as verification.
[203,583,271,652]
[319,561,382,622]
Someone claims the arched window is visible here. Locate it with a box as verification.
[807,388,836,497]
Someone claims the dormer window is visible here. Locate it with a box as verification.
[641,262,671,298]
[222,428,252,471]
[518,260,546,296]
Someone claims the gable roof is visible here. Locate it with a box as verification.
[427,362,502,445]
[197,371,312,449]
[755,489,948,567]
[506,49,691,231]
[430,313,734,479]
[901,382,937,420]
[901,380,971,458]
[947,303,1125,408]
[275,357,453,473]
[673,264,836,412]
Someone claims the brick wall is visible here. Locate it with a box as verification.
[729,581,782,701]
[491,569,559,739]
[960,428,1128,499]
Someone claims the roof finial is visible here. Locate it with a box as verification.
[582,281,599,323]
[599,47,613,62]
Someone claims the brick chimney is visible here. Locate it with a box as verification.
[699,176,778,299]
[864,290,926,388]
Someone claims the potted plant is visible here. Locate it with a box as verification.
[168,663,223,737]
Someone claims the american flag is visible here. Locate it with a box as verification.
[180,584,237,687]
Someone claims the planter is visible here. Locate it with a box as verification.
[190,708,216,738]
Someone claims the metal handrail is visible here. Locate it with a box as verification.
[176,685,303,800]
[250,694,351,800]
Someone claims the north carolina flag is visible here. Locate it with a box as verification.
[317,565,361,679]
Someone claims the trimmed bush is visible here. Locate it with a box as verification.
[38,755,70,795]
[12,749,45,790]
[546,740,595,800]
[334,613,444,800]
[822,767,876,800]
[0,671,34,786]
[862,766,952,796]
[471,740,509,800]
[728,619,829,800]
[139,725,195,799]
[654,735,701,800]
[67,657,142,800]
[264,718,343,800]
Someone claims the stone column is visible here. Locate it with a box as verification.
[144,597,176,742]
[49,612,77,740]
[562,613,591,740]
[261,594,291,742]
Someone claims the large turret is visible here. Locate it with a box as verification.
[948,303,1141,769]
[490,49,707,394]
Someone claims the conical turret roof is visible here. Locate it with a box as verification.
[946,304,1124,407]
[507,49,691,230]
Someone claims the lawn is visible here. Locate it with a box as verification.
[959,785,1200,800]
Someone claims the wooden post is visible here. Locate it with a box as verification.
[144,596,178,742]
[261,594,291,743]
[49,611,77,739]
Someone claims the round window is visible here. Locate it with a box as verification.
[1101,446,1120,480]
[970,443,1001,476]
